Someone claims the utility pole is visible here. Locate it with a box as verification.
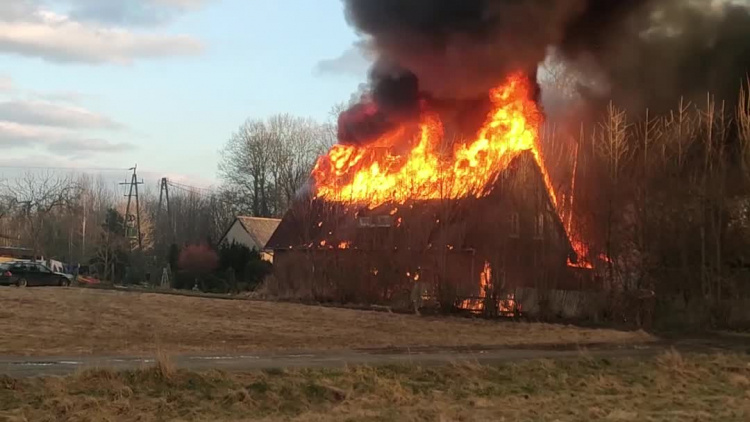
[157,177,174,288]
[120,165,144,250]
[81,190,87,260]
[157,177,173,241]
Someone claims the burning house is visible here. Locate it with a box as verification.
[264,0,750,318]
[263,0,750,322]
[267,74,600,317]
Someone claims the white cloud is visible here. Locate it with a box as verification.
[32,90,90,104]
[0,121,132,156]
[65,0,211,26]
[0,154,129,182]
[0,3,205,64]
[0,121,63,142]
[0,75,130,159]
[0,100,121,129]
[315,43,373,77]
[0,2,38,22]
[0,74,89,103]
[0,75,12,92]
[47,138,131,155]
[0,122,37,147]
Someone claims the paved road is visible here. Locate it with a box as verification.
[1,335,745,378]
[0,343,690,378]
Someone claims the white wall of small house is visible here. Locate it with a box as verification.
[221,220,260,250]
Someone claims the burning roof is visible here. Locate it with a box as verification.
[268,150,574,259]
[313,73,547,208]
[296,73,594,266]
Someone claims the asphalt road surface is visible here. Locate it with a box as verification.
[0,343,686,378]
[2,335,745,378]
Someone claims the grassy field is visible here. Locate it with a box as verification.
[0,352,747,421]
[0,287,653,356]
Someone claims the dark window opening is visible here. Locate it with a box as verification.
[509,212,520,238]
[534,213,544,239]
[357,216,393,228]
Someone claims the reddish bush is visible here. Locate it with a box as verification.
[178,244,219,275]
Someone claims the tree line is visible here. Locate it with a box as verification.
[0,173,233,281]
[0,111,337,289]
[538,81,750,328]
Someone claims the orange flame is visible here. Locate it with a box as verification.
[458,261,521,314]
[480,261,492,292]
[313,72,592,267]
[313,73,543,207]
[459,261,492,311]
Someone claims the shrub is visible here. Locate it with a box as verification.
[178,244,219,275]
[219,242,253,276]
[218,242,273,291]
[245,258,273,290]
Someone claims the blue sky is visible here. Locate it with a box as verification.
[0,0,369,187]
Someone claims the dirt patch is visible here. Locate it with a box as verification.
[0,352,747,421]
[0,287,654,356]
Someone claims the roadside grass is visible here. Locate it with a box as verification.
[0,288,654,356]
[1,352,748,421]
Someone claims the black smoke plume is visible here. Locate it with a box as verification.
[560,0,750,114]
[338,0,750,144]
[338,62,420,145]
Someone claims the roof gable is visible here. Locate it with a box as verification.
[222,216,281,250]
[267,150,574,255]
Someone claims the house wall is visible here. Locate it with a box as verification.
[222,220,260,249]
[271,248,596,317]
[267,152,596,311]
[513,287,607,320]
[221,220,274,262]
[271,249,480,306]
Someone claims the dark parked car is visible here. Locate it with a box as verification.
[0,262,72,287]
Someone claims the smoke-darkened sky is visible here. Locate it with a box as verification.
[344,0,750,116]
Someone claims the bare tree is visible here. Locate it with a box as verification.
[270,115,328,209]
[220,114,330,217]
[1,173,81,259]
[93,208,128,281]
[220,119,275,216]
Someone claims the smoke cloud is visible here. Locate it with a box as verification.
[560,0,750,114]
[339,0,750,143]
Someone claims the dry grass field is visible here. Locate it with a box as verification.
[1,352,748,421]
[0,287,653,356]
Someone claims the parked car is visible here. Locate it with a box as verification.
[0,262,73,287]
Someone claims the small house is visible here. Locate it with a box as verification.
[219,216,281,262]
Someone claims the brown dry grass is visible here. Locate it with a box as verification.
[0,287,653,356]
[1,352,748,421]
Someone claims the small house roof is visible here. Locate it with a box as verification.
[226,216,281,250]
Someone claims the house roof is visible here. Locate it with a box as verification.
[266,150,576,257]
[226,216,281,250]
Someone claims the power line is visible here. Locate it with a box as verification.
[168,184,227,202]
[0,165,129,172]
[164,179,236,206]
[166,180,215,193]
[166,183,211,196]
